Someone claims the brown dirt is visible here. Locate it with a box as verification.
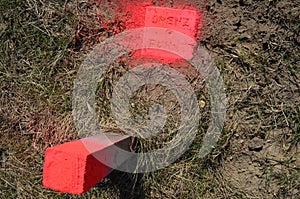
[202,0,300,198]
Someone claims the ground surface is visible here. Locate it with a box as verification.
[0,0,299,198]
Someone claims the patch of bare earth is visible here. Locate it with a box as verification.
[202,0,299,198]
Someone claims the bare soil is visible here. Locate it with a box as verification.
[202,0,300,198]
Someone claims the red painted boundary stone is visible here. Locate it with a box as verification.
[43,134,131,194]
[132,6,200,64]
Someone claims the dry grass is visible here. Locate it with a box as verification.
[0,0,299,198]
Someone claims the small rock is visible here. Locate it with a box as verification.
[232,16,241,26]
[239,139,245,144]
[248,137,264,152]
[199,100,206,108]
